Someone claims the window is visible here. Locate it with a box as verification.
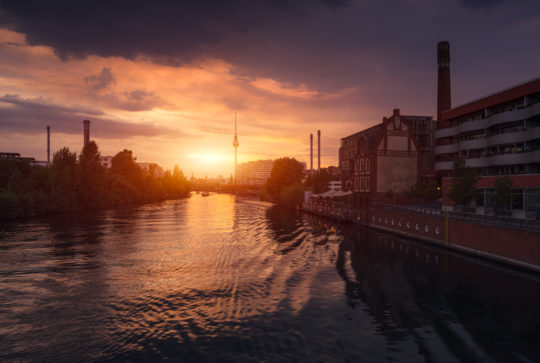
[512,189,524,209]
[366,159,371,172]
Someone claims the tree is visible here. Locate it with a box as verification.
[447,158,480,209]
[110,149,144,203]
[79,141,106,207]
[279,183,304,208]
[111,149,140,177]
[305,169,331,194]
[51,147,80,210]
[265,157,305,201]
[493,175,513,215]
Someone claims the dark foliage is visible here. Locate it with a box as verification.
[263,157,304,207]
[447,158,480,208]
[0,142,190,220]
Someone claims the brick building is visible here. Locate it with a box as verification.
[339,109,423,198]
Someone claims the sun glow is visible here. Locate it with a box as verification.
[188,153,231,164]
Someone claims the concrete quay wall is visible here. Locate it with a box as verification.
[302,202,540,273]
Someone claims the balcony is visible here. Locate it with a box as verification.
[435,150,540,171]
[434,143,459,154]
[435,102,540,139]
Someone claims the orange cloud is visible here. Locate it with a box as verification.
[0,27,381,177]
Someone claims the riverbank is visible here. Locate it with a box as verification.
[0,192,191,223]
[302,201,540,273]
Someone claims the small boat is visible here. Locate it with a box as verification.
[201,191,210,197]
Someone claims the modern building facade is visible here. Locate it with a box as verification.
[340,109,422,197]
[435,78,540,217]
[236,159,274,185]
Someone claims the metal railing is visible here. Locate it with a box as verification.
[448,211,540,233]
[305,200,540,233]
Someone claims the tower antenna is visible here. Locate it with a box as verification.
[232,113,240,184]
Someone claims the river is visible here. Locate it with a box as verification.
[1,194,539,362]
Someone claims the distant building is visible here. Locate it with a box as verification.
[100,156,113,168]
[436,78,540,218]
[138,162,165,177]
[0,152,21,159]
[326,166,341,178]
[30,160,48,167]
[339,109,422,197]
[237,159,274,185]
[0,152,46,167]
[328,180,342,192]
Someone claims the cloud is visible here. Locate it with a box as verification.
[459,0,504,9]
[96,89,163,112]
[0,94,183,138]
[0,0,351,61]
[84,67,115,90]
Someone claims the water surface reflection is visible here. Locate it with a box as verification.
[0,194,539,361]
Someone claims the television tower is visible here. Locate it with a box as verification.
[232,113,239,184]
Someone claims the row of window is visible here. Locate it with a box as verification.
[437,141,538,162]
[474,187,540,210]
[448,92,540,128]
[354,176,371,192]
[444,116,540,145]
[354,158,371,174]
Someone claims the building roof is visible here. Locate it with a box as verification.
[341,123,382,150]
[442,77,540,121]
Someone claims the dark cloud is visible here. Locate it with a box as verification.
[0,0,351,61]
[459,0,504,9]
[0,0,539,119]
[0,94,183,138]
[84,67,115,90]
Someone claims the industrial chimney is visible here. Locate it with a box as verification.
[317,130,321,174]
[46,126,50,166]
[437,41,451,123]
[83,120,90,147]
[310,133,313,178]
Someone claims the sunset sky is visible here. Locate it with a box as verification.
[1,0,539,177]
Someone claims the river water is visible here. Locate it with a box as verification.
[1,194,539,362]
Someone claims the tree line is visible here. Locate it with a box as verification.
[0,141,191,220]
[260,157,335,208]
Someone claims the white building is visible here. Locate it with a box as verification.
[328,180,342,192]
[100,156,113,168]
[237,159,274,185]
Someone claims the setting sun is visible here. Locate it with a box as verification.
[188,152,231,164]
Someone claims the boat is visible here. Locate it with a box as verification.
[201,191,210,197]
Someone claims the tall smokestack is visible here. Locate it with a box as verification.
[310,133,313,178]
[83,120,90,147]
[46,126,50,166]
[317,130,321,174]
[437,41,451,123]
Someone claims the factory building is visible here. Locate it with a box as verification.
[340,109,424,198]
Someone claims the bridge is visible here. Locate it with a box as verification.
[192,183,263,196]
